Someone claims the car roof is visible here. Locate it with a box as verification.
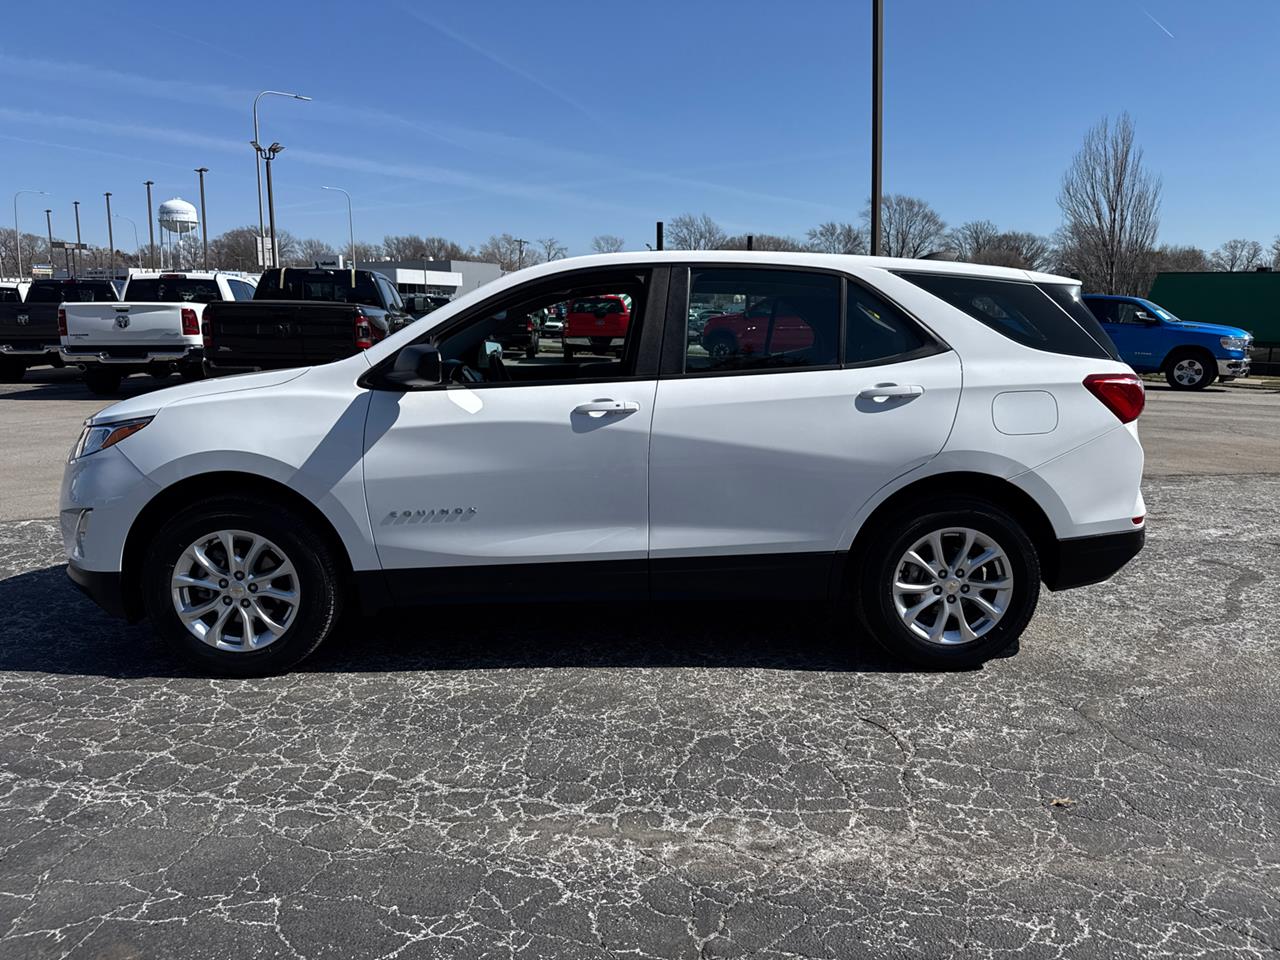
[501,250,1077,286]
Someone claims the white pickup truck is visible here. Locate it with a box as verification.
[61,271,257,394]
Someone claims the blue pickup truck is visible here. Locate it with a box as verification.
[1082,294,1253,390]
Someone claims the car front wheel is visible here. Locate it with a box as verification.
[142,497,343,676]
[1165,350,1215,390]
[853,497,1040,669]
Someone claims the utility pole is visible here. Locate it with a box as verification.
[252,91,310,267]
[144,180,156,269]
[870,0,884,256]
[655,220,664,251]
[515,237,527,270]
[259,143,284,268]
[195,167,209,269]
[104,193,114,277]
[73,201,82,276]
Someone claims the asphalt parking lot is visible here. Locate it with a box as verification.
[1,371,1278,958]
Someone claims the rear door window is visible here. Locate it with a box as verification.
[845,283,940,365]
[897,272,1117,361]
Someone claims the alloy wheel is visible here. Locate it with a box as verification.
[1172,357,1205,386]
[890,527,1014,646]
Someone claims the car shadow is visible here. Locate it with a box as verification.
[0,367,177,402]
[0,564,990,679]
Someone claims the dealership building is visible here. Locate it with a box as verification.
[353,259,502,299]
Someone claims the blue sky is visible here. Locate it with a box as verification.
[1,0,1276,256]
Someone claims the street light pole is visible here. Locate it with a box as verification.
[195,167,209,269]
[144,180,156,269]
[321,186,355,270]
[260,143,284,269]
[515,237,528,270]
[252,90,311,266]
[73,201,82,276]
[12,189,49,277]
[870,0,884,256]
[114,214,140,265]
[104,193,114,278]
[44,209,53,275]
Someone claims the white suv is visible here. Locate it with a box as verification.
[60,253,1146,675]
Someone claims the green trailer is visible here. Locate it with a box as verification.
[1149,270,1280,374]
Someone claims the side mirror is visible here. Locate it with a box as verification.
[483,339,503,359]
[385,343,442,387]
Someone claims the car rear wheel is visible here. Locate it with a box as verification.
[0,357,27,383]
[83,369,122,395]
[1164,349,1215,390]
[142,497,342,676]
[178,362,204,382]
[852,497,1040,669]
[704,332,736,362]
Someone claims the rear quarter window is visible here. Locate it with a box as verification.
[897,272,1118,361]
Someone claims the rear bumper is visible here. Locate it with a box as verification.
[0,343,60,357]
[1043,527,1145,591]
[67,561,133,619]
[61,345,203,366]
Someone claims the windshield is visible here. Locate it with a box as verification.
[124,278,223,304]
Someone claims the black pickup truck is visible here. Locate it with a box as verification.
[202,267,412,374]
[0,278,120,382]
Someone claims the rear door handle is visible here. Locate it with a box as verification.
[858,383,924,400]
[573,400,640,415]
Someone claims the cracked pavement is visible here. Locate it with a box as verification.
[1,382,1278,958]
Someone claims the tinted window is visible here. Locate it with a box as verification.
[123,278,223,304]
[688,268,839,372]
[897,272,1112,360]
[228,279,255,301]
[1037,285,1121,359]
[1084,298,1115,323]
[846,283,937,365]
[26,280,117,303]
[255,269,381,306]
[0,288,20,303]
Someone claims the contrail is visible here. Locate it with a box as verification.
[1142,8,1175,38]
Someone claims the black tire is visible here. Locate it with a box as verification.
[704,332,736,362]
[563,344,575,360]
[83,369,123,395]
[150,366,175,380]
[0,357,27,383]
[178,362,204,382]
[851,496,1041,669]
[1164,349,1216,390]
[141,496,343,676]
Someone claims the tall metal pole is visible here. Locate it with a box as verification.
[13,189,49,277]
[264,153,279,269]
[73,201,82,276]
[252,91,310,266]
[115,215,140,262]
[322,186,354,270]
[144,180,156,269]
[104,193,114,277]
[195,167,209,269]
[515,237,527,270]
[44,209,53,275]
[870,0,884,256]
[656,220,663,251]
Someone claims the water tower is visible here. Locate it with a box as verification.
[157,197,199,269]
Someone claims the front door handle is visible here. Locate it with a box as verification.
[573,400,640,415]
[858,383,924,400]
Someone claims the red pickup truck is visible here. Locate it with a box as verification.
[562,294,630,359]
[699,298,814,362]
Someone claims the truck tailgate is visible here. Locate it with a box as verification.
[0,303,60,345]
[63,302,197,347]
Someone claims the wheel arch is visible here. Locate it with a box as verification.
[840,471,1061,592]
[120,471,357,620]
[1158,342,1216,371]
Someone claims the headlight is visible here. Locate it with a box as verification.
[1220,336,1250,351]
[70,416,152,461]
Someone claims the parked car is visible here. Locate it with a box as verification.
[62,252,1144,676]
[60,271,257,395]
[0,281,29,303]
[0,277,120,382]
[1082,294,1252,389]
[489,309,541,358]
[403,293,452,317]
[201,267,410,374]
[698,298,822,363]
[562,293,630,358]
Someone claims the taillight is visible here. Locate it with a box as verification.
[57,308,67,337]
[526,318,534,332]
[1083,373,1145,423]
[181,308,199,336]
[354,311,373,350]
[201,321,212,349]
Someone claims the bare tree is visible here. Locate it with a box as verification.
[537,237,568,262]
[298,238,338,264]
[382,234,427,259]
[666,213,726,250]
[1057,113,1162,294]
[590,234,626,254]
[1209,238,1264,272]
[805,222,867,254]
[477,234,541,271]
[208,226,263,271]
[720,233,806,251]
[946,220,1001,261]
[866,195,947,258]
[351,241,384,263]
[1153,244,1210,272]
[1272,236,1280,270]
[422,237,472,261]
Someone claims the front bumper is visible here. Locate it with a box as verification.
[1217,357,1250,378]
[1043,527,1145,591]
[67,561,132,619]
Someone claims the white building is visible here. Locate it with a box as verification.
[353,259,502,299]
